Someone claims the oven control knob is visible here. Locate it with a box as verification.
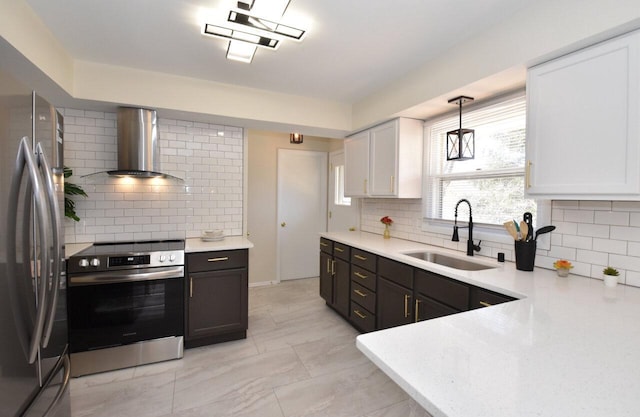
[90,258,100,267]
[159,255,166,263]
[79,258,89,268]
[169,254,176,262]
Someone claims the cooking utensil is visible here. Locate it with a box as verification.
[523,212,533,242]
[534,225,556,240]
[504,221,518,240]
[513,220,522,240]
[520,221,529,241]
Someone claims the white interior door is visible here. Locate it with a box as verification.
[277,149,327,281]
[328,151,359,232]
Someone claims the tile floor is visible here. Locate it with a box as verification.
[70,278,433,417]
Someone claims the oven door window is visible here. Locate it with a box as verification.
[68,278,184,352]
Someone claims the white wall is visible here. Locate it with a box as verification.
[360,199,640,288]
[63,108,244,243]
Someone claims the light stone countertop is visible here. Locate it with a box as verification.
[185,236,253,253]
[65,242,92,258]
[321,231,640,417]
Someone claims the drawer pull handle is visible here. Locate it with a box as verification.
[354,254,367,261]
[335,247,344,253]
[354,289,367,297]
[189,277,193,298]
[208,257,229,262]
[479,301,492,307]
[354,272,368,279]
[414,299,421,322]
[331,260,335,276]
[327,258,331,274]
[404,294,411,318]
[320,242,328,247]
[353,309,367,319]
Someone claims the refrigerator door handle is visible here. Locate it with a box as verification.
[6,137,51,364]
[36,143,61,349]
[42,355,71,417]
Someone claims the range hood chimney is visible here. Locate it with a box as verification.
[108,107,163,177]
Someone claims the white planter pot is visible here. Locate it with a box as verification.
[603,274,618,287]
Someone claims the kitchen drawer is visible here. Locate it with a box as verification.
[378,257,413,289]
[415,269,469,311]
[351,265,376,291]
[320,238,333,254]
[351,248,376,272]
[470,287,516,309]
[350,301,375,333]
[351,281,375,313]
[333,242,350,262]
[187,250,248,273]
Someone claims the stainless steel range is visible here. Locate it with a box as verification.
[67,240,185,377]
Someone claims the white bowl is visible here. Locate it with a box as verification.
[203,229,223,237]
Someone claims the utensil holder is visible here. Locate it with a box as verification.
[515,240,536,271]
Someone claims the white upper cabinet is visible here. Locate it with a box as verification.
[526,29,640,200]
[344,118,423,198]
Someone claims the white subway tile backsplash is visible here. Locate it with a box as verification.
[594,211,629,226]
[592,238,627,255]
[64,108,244,243]
[362,199,640,288]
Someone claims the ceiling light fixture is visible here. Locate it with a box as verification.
[290,133,303,144]
[446,96,475,161]
[202,0,305,64]
[228,10,305,40]
[203,24,279,49]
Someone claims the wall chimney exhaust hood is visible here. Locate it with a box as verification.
[107,107,163,177]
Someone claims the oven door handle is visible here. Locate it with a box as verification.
[69,266,184,286]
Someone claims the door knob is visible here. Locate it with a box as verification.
[281,222,286,227]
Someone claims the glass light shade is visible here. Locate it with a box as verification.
[290,133,303,144]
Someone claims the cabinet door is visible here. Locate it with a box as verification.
[526,30,640,199]
[319,251,333,303]
[377,277,413,330]
[470,287,516,309]
[344,130,370,197]
[187,268,248,339]
[369,120,398,196]
[333,258,350,316]
[414,294,459,322]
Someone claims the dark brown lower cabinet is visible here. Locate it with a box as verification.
[333,257,350,317]
[470,287,516,309]
[319,251,333,303]
[414,293,459,322]
[186,249,248,348]
[376,277,413,330]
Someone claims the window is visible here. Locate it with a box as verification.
[334,164,351,206]
[423,93,549,245]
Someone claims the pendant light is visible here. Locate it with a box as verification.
[446,96,475,161]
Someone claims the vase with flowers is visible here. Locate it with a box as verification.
[380,216,393,239]
[553,259,573,277]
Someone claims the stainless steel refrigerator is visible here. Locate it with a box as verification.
[0,69,71,416]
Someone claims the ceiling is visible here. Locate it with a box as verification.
[25,0,530,114]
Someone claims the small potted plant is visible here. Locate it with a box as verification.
[380,216,393,239]
[603,266,620,287]
[553,259,573,277]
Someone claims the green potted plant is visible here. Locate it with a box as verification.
[64,166,87,222]
[602,266,619,288]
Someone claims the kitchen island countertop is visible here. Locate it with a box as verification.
[321,231,640,417]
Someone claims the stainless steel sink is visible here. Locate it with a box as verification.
[403,251,495,271]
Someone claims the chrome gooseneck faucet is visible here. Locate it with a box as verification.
[452,198,481,256]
